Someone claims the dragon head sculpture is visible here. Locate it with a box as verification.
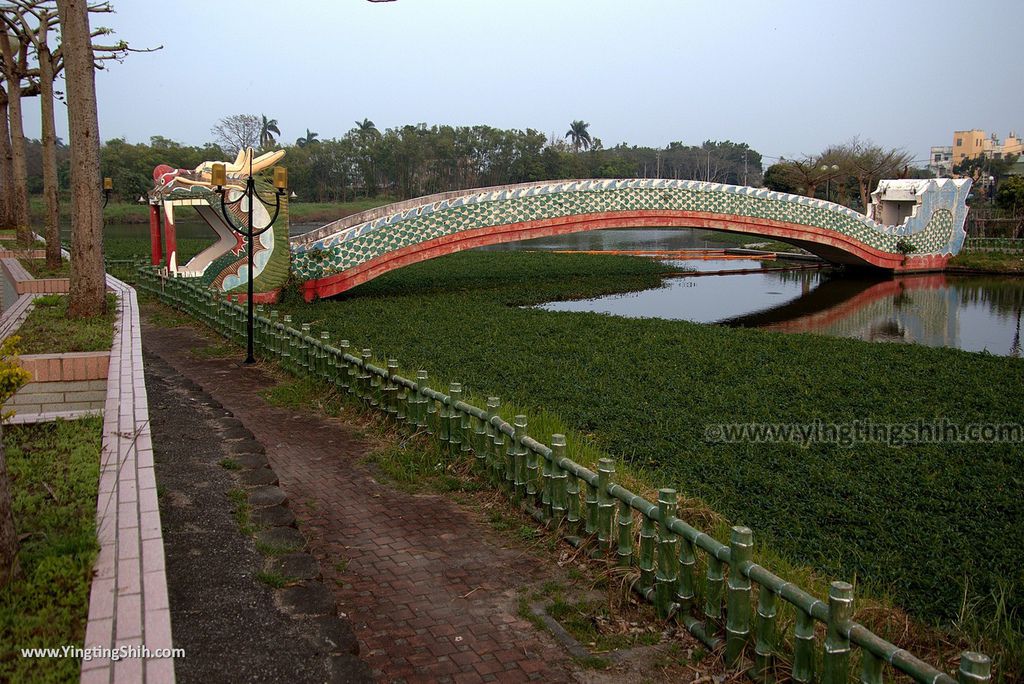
[149,148,290,301]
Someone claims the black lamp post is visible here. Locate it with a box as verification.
[820,164,839,203]
[103,177,112,207]
[212,149,287,364]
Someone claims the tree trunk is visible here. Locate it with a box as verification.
[0,94,11,229]
[858,176,871,213]
[0,35,31,244]
[58,0,106,318]
[0,420,18,588]
[38,49,62,269]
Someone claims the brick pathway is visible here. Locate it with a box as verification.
[142,318,575,683]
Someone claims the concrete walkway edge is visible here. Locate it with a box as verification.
[80,276,175,684]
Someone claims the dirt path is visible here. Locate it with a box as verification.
[142,313,578,683]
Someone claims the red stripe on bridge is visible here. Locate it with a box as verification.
[301,210,951,301]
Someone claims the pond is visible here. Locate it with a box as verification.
[491,228,1024,357]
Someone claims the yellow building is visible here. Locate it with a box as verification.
[1003,132,1023,156]
[952,129,1022,164]
[953,129,987,163]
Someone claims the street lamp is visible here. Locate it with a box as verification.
[211,148,287,365]
[820,164,839,202]
[103,177,113,207]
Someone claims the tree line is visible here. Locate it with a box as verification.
[90,114,768,205]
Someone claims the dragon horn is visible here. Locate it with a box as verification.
[249,150,286,175]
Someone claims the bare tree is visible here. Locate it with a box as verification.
[4,1,158,268]
[57,0,104,317]
[211,113,261,154]
[784,156,830,199]
[844,137,913,210]
[0,85,15,227]
[4,2,59,263]
[0,28,32,242]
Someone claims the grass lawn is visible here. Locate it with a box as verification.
[274,251,1024,660]
[949,250,1024,273]
[18,258,71,280]
[103,237,215,264]
[0,417,103,683]
[17,294,118,355]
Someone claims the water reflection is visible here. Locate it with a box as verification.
[538,266,1024,357]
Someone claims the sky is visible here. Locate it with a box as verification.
[17,0,1024,167]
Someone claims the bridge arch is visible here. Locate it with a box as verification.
[289,178,971,301]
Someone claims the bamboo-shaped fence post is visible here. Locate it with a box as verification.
[526,444,540,504]
[584,479,598,536]
[502,417,516,492]
[822,581,853,684]
[395,375,407,423]
[639,513,656,592]
[512,415,528,502]
[485,397,500,478]
[368,359,381,408]
[473,411,487,472]
[541,445,553,521]
[725,526,753,667]
[550,435,567,523]
[792,607,816,684]
[438,384,451,446]
[407,371,423,428]
[860,651,883,684]
[677,533,697,618]
[616,498,633,567]
[655,488,678,619]
[706,553,724,627]
[459,393,473,460]
[754,585,778,682]
[447,383,462,456]
[339,340,352,392]
[359,349,372,402]
[566,468,582,534]
[318,332,330,379]
[417,371,431,433]
[958,653,991,684]
[596,459,615,551]
[281,315,293,370]
[385,360,400,418]
[255,305,266,351]
[300,323,312,375]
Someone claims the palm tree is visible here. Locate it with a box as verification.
[259,114,280,147]
[296,128,319,148]
[355,118,379,137]
[565,120,592,154]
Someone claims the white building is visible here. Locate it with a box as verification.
[929,146,953,177]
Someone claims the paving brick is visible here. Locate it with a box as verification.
[80,665,112,682]
[115,593,143,639]
[144,324,575,683]
[143,606,173,651]
[113,654,142,683]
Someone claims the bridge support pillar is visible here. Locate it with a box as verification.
[162,201,178,273]
[149,203,163,266]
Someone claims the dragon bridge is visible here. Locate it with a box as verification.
[146,154,972,303]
